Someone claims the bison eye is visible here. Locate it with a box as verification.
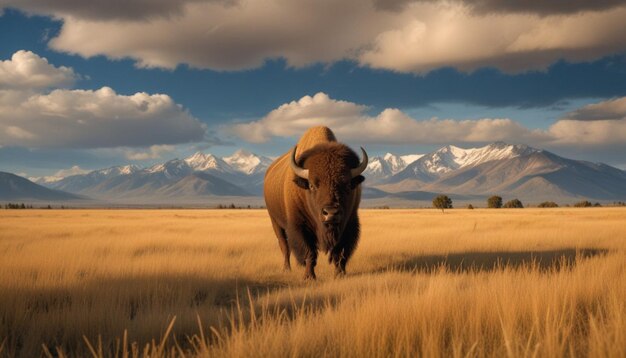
[309,183,316,191]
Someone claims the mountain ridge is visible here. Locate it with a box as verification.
[0,172,85,201]
[21,143,626,203]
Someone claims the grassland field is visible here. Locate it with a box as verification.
[0,208,625,357]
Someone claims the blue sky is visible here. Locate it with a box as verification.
[1,2,626,177]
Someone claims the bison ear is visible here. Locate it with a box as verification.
[293,177,310,190]
[350,175,365,189]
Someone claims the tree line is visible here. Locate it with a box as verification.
[215,203,266,209]
[3,203,61,209]
[432,195,611,212]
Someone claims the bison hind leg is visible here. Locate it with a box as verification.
[270,218,291,271]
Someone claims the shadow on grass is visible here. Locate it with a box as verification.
[1,274,292,356]
[376,248,610,274]
[1,248,613,356]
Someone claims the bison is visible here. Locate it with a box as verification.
[263,126,368,279]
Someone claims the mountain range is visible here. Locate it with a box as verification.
[373,142,626,202]
[3,143,625,205]
[39,149,272,199]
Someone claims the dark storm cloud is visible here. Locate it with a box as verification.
[468,0,626,15]
[0,0,233,21]
[373,0,414,11]
[374,0,626,15]
[4,0,626,74]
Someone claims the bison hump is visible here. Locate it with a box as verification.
[296,126,337,156]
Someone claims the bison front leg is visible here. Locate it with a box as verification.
[330,247,346,277]
[304,257,317,280]
[287,226,318,280]
[330,216,360,277]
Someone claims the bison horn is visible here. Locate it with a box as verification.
[351,147,368,178]
[290,146,309,179]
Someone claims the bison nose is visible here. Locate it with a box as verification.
[322,205,342,223]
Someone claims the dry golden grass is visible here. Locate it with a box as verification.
[0,208,624,357]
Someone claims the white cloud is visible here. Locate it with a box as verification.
[7,1,625,73]
[548,119,626,146]
[0,86,206,148]
[545,96,626,147]
[53,165,90,177]
[124,144,176,160]
[0,50,207,149]
[28,165,91,183]
[5,125,36,139]
[46,0,396,70]
[231,93,369,142]
[562,97,626,121]
[360,4,626,73]
[230,92,545,144]
[230,92,626,149]
[0,50,77,89]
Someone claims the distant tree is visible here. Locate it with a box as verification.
[538,201,559,208]
[574,200,592,207]
[487,196,503,208]
[432,195,453,213]
[47,205,52,209]
[229,203,236,209]
[593,202,602,207]
[20,203,26,209]
[467,204,474,209]
[503,199,524,208]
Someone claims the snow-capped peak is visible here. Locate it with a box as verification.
[183,152,226,171]
[185,151,210,164]
[416,142,539,175]
[146,159,190,175]
[117,165,139,175]
[400,154,423,165]
[36,164,140,184]
[365,152,424,181]
[88,164,139,177]
[223,149,272,175]
[383,153,407,174]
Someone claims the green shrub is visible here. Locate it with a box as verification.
[574,200,592,207]
[503,199,524,208]
[432,195,453,213]
[538,201,559,208]
[487,196,502,208]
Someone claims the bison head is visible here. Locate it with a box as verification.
[290,143,367,248]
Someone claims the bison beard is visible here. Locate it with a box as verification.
[321,223,340,253]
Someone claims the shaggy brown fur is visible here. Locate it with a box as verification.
[264,127,365,280]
